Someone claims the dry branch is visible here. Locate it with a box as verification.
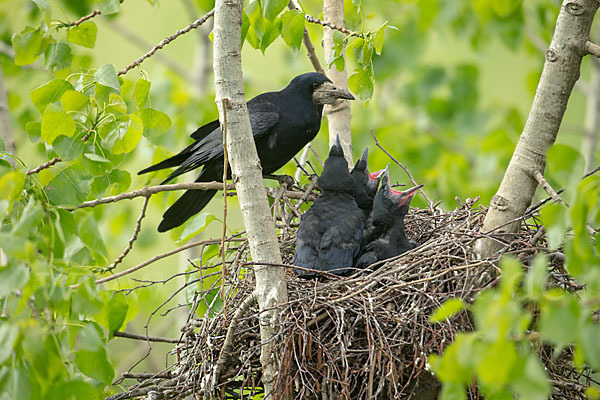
[26,157,61,175]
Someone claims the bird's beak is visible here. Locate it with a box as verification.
[390,184,424,206]
[313,82,355,105]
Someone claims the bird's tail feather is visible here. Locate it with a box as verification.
[138,152,189,175]
[157,168,220,232]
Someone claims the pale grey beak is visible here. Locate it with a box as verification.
[312,82,355,105]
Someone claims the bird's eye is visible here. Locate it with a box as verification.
[312,82,320,89]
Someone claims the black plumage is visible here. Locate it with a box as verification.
[355,167,422,269]
[138,73,354,232]
[294,136,365,276]
[351,147,384,217]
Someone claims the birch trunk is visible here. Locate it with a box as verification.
[475,0,600,258]
[323,0,353,167]
[213,1,287,397]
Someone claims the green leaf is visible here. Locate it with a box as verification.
[84,153,111,163]
[476,339,517,386]
[524,254,548,300]
[74,348,114,385]
[348,66,373,101]
[94,64,120,92]
[139,108,172,137]
[0,265,30,298]
[373,25,385,55]
[430,298,465,323]
[30,79,74,113]
[260,17,281,52]
[12,27,44,65]
[45,165,92,206]
[134,78,151,108]
[41,103,76,144]
[26,121,41,143]
[11,201,44,237]
[280,10,305,56]
[46,380,97,400]
[100,114,143,154]
[540,202,567,250]
[61,90,89,112]
[579,322,600,369]
[78,212,107,259]
[179,212,216,242]
[0,325,19,364]
[512,354,551,400]
[52,135,84,161]
[32,0,51,15]
[0,170,25,201]
[44,43,72,71]
[77,321,104,350]
[97,0,120,14]
[97,292,129,337]
[261,0,288,21]
[540,291,580,349]
[67,21,97,48]
[429,333,475,384]
[91,168,131,197]
[72,279,103,315]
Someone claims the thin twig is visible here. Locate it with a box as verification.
[533,170,565,205]
[71,236,245,288]
[25,157,61,175]
[66,181,314,210]
[304,14,364,38]
[370,129,434,210]
[220,99,230,320]
[213,293,257,383]
[105,196,150,272]
[287,1,325,74]
[117,9,215,76]
[114,330,180,344]
[66,0,125,26]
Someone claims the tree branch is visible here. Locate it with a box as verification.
[90,236,245,286]
[66,181,314,210]
[586,40,600,57]
[117,9,215,76]
[114,330,179,344]
[213,293,257,383]
[105,196,150,272]
[305,14,364,38]
[25,157,61,175]
[533,170,565,205]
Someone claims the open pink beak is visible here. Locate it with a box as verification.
[389,184,424,206]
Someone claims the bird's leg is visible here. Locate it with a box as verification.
[263,174,296,188]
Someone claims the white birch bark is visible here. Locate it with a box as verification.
[475,0,600,258]
[212,0,287,396]
[323,0,353,167]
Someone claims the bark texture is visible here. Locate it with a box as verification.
[212,0,287,396]
[475,0,600,258]
[323,0,353,167]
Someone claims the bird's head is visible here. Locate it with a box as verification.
[375,166,423,218]
[286,72,355,105]
[351,147,382,196]
[318,135,354,192]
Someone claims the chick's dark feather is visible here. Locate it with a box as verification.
[294,137,365,276]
